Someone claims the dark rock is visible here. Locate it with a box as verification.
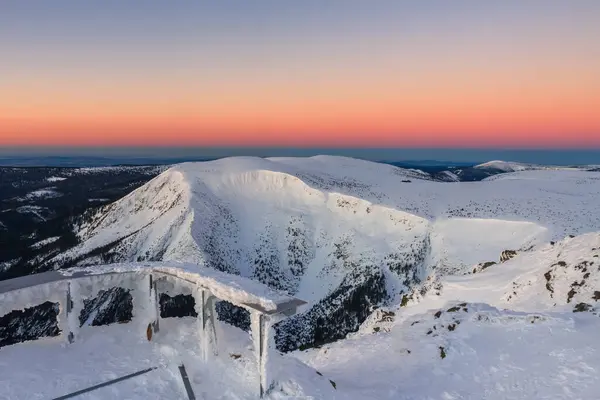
[500,250,517,263]
[480,261,496,271]
[567,289,577,304]
[378,311,395,322]
[573,303,592,312]
[552,261,567,267]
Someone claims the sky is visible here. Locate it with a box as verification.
[1,0,599,148]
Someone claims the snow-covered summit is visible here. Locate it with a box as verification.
[474,159,597,173]
[474,160,543,172]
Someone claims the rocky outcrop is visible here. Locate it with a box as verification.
[500,250,518,263]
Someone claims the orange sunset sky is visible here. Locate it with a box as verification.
[1,1,599,148]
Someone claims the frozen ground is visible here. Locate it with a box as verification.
[0,318,334,400]
[295,233,600,400]
[296,306,600,400]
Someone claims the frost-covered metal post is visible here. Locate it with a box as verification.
[251,312,278,398]
[149,274,160,335]
[65,281,82,344]
[65,282,74,344]
[128,273,156,340]
[194,287,218,360]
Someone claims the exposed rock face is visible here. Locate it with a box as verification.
[500,250,518,263]
[471,261,497,274]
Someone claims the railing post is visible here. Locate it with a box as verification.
[150,274,160,335]
[65,281,82,344]
[65,282,74,344]
[196,288,218,360]
[130,273,154,340]
[251,312,275,398]
[207,295,218,355]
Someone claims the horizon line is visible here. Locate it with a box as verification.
[3,145,600,151]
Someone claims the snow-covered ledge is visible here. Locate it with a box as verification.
[0,262,307,398]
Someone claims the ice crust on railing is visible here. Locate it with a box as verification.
[60,262,295,313]
[0,281,68,321]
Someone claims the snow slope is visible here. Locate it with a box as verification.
[295,233,600,400]
[0,318,336,400]
[41,156,600,351]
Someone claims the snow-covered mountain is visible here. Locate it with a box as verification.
[41,156,600,351]
[2,156,600,399]
[474,159,599,173]
[474,160,544,172]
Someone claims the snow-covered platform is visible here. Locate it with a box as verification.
[0,318,261,399]
[0,263,308,399]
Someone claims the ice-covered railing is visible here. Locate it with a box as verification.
[0,262,307,398]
